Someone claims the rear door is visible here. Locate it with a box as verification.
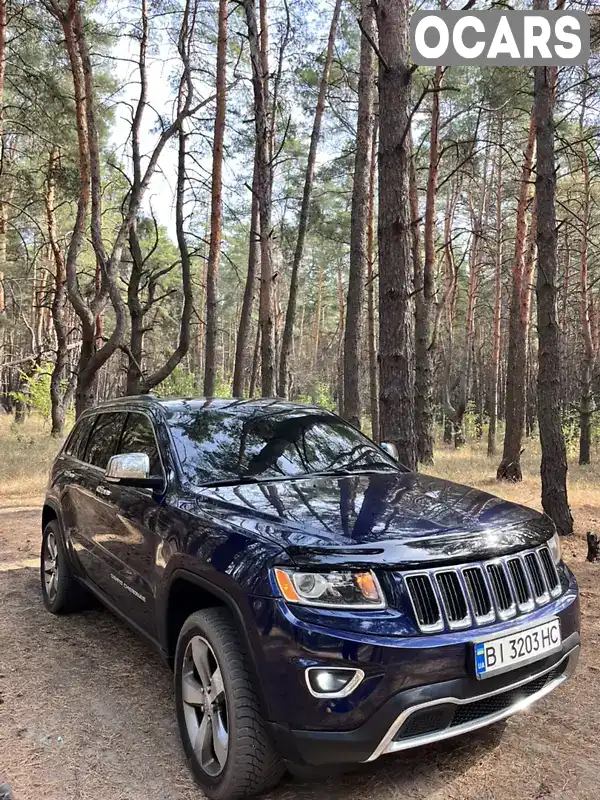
[54,414,96,575]
[88,411,166,634]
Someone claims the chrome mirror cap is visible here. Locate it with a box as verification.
[106,453,150,482]
[380,441,399,461]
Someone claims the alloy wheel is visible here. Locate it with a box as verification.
[181,635,229,777]
[43,531,59,601]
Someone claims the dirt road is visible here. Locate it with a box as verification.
[1,500,599,800]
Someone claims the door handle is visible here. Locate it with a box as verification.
[96,486,112,498]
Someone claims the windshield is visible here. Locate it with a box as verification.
[166,406,398,485]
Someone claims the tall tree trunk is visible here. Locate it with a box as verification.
[204,0,228,396]
[0,0,8,363]
[488,121,503,457]
[415,66,442,465]
[337,262,345,413]
[232,153,259,396]
[367,131,379,441]
[497,116,535,480]
[46,146,75,437]
[249,323,261,398]
[533,29,573,536]
[375,0,416,469]
[342,0,375,429]
[441,183,461,446]
[578,87,594,465]
[278,0,343,397]
[244,0,276,396]
[444,149,489,448]
[313,265,323,372]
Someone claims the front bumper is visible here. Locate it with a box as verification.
[257,567,580,766]
[270,637,579,766]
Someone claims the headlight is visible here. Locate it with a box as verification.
[273,568,386,609]
[548,531,562,565]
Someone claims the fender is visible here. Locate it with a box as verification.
[160,567,274,721]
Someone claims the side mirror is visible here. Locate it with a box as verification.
[380,441,399,461]
[105,453,165,491]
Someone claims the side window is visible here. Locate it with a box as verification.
[119,413,163,477]
[65,416,95,461]
[84,413,126,470]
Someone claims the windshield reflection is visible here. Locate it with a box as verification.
[167,405,399,486]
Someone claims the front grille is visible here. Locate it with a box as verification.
[436,571,469,626]
[525,552,547,599]
[463,567,492,619]
[507,558,532,608]
[405,575,442,630]
[403,545,562,633]
[393,666,563,743]
[487,563,514,613]
[539,548,561,594]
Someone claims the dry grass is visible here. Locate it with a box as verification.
[0,414,65,505]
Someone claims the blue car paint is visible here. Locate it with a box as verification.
[44,396,580,768]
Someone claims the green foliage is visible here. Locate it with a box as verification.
[296,381,335,411]
[9,364,54,422]
[154,366,198,399]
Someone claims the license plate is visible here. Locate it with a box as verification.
[474,618,561,679]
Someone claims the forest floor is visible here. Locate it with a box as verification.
[1,416,600,800]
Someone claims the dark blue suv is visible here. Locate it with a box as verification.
[41,397,580,799]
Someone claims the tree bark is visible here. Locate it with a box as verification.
[414,66,442,465]
[534,41,573,536]
[278,0,343,397]
[367,130,379,441]
[46,146,75,437]
[488,121,503,457]
[204,0,228,397]
[375,0,416,469]
[232,152,260,397]
[497,116,535,480]
[244,0,276,396]
[0,0,6,354]
[578,84,594,465]
[342,0,375,430]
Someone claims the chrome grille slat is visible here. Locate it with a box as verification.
[404,574,443,632]
[524,551,550,602]
[462,567,493,622]
[506,557,534,611]
[435,571,470,628]
[539,547,561,596]
[403,544,562,633]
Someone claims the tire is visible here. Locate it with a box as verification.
[40,520,87,614]
[174,608,284,800]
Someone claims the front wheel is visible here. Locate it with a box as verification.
[174,608,284,800]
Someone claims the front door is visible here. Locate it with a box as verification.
[87,411,166,635]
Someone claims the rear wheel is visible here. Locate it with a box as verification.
[174,608,284,800]
[40,520,87,613]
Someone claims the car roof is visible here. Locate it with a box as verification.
[89,396,331,418]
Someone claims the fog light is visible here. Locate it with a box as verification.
[305,667,365,698]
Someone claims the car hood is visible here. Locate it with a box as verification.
[196,470,554,569]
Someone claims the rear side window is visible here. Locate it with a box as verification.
[65,416,95,461]
[84,413,126,470]
[119,413,163,477]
